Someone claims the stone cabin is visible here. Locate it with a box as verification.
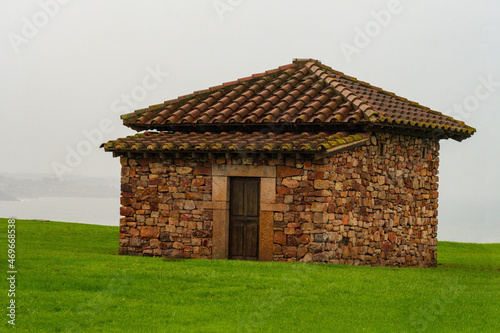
[101,58,475,267]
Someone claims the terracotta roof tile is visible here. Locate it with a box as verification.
[102,131,370,155]
[119,59,476,140]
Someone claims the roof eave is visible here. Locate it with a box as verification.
[122,121,372,133]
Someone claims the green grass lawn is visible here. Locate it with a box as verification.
[1,218,498,332]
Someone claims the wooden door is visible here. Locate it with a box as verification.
[229,177,260,260]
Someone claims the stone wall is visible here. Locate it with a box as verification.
[118,132,439,267]
[273,133,439,267]
[119,157,214,258]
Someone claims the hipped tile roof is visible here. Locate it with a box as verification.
[101,131,370,155]
[121,58,475,141]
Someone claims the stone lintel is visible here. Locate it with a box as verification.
[212,164,276,178]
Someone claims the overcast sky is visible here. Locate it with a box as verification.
[1,1,499,242]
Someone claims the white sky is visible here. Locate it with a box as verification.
[1,0,499,242]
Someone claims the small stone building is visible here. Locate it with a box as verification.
[102,59,475,267]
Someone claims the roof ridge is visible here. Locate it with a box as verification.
[121,62,300,123]
[302,60,379,122]
[315,63,469,125]
[166,64,298,108]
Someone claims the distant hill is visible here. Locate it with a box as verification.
[0,174,119,200]
[0,190,18,201]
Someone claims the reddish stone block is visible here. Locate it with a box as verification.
[301,223,314,230]
[163,249,181,257]
[158,185,169,192]
[151,167,167,174]
[129,237,142,247]
[143,187,157,195]
[150,239,160,248]
[342,246,350,259]
[148,178,164,186]
[192,178,205,186]
[295,186,313,194]
[121,184,132,192]
[282,246,297,258]
[312,213,326,223]
[277,166,304,178]
[302,253,313,262]
[286,235,301,246]
[193,166,211,175]
[138,158,151,166]
[277,186,293,195]
[381,241,391,252]
[299,212,312,222]
[121,167,130,177]
[274,231,286,245]
[308,190,323,197]
[297,245,307,259]
[192,230,211,238]
[186,192,204,200]
[311,203,328,212]
[310,243,324,253]
[120,197,132,205]
[180,179,191,187]
[307,171,324,180]
[313,252,329,262]
[172,242,184,249]
[282,179,299,188]
[120,206,135,217]
[140,226,160,238]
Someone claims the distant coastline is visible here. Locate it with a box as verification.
[0,191,18,201]
[0,196,120,226]
[0,173,119,201]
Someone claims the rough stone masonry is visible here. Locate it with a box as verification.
[118,132,439,267]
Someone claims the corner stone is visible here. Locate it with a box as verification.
[120,206,135,217]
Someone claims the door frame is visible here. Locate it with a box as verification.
[211,164,276,261]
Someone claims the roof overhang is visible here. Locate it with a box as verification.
[101,131,371,160]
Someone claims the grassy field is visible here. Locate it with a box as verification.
[1,218,498,332]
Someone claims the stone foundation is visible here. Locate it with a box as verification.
[118,133,439,267]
